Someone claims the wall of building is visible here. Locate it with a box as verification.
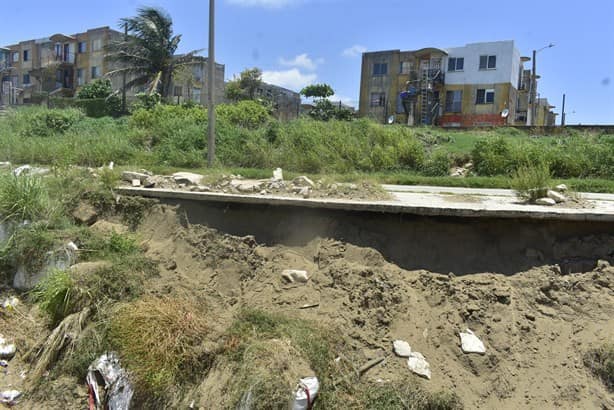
[444,41,519,86]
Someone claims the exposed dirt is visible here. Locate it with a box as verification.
[2,204,613,409]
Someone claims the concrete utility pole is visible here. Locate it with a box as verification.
[122,23,128,113]
[561,93,566,127]
[527,43,554,126]
[207,0,216,167]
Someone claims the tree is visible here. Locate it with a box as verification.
[300,83,334,100]
[225,68,262,101]
[105,7,201,99]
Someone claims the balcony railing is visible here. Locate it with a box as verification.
[39,52,76,68]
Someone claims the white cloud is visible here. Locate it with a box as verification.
[226,0,301,7]
[279,53,323,71]
[342,45,367,58]
[328,94,358,108]
[262,68,317,91]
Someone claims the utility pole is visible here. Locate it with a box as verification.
[207,0,216,167]
[122,23,127,113]
[561,93,566,127]
[527,43,554,126]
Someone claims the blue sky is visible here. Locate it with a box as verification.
[3,0,613,124]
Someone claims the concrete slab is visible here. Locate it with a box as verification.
[118,186,614,222]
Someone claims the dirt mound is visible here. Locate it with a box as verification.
[134,204,614,409]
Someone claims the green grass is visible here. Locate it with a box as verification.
[0,173,51,222]
[511,163,552,202]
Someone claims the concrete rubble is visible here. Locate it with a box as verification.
[172,172,204,186]
[282,269,310,283]
[547,190,567,203]
[459,329,486,354]
[392,340,412,357]
[407,351,431,380]
[535,197,556,206]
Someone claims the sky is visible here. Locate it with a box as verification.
[2,0,613,124]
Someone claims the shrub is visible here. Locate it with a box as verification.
[584,344,614,391]
[0,174,50,221]
[31,269,83,325]
[17,108,84,138]
[423,150,452,176]
[216,100,271,129]
[511,162,552,202]
[109,297,211,402]
[471,137,514,176]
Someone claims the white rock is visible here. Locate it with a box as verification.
[547,190,566,203]
[172,172,204,186]
[108,161,114,170]
[407,352,431,379]
[12,165,31,176]
[555,184,568,192]
[0,162,11,168]
[281,269,309,283]
[121,171,149,183]
[0,390,21,405]
[273,168,284,181]
[459,329,486,354]
[131,179,141,187]
[293,176,315,188]
[535,197,556,206]
[393,340,412,357]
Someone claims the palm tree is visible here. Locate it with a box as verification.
[106,7,201,99]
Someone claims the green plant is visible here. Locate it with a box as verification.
[361,381,463,410]
[422,150,451,177]
[109,296,211,402]
[31,269,84,325]
[584,344,614,391]
[0,174,50,221]
[511,162,552,202]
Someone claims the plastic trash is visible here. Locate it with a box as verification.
[407,352,431,380]
[459,329,486,354]
[0,390,21,406]
[0,360,8,367]
[86,352,133,410]
[2,296,19,310]
[393,340,412,357]
[0,336,16,360]
[292,377,319,410]
[12,165,31,176]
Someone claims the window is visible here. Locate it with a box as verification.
[373,62,388,76]
[92,39,102,52]
[77,68,84,86]
[192,88,201,102]
[445,90,463,112]
[91,66,100,79]
[370,92,386,107]
[78,42,87,53]
[399,61,412,74]
[23,50,29,62]
[476,89,495,104]
[12,52,19,63]
[447,57,464,72]
[479,55,496,70]
[22,73,30,85]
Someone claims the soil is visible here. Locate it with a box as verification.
[2,204,613,409]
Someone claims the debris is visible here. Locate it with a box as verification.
[67,241,79,252]
[121,171,149,183]
[0,162,11,168]
[12,165,31,176]
[87,352,134,410]
[359,357,385,375]
[459,329,486,354]
[273,167,283,181]
[293,176,315,188]
[0,390,21,406]
[0,336,16,360]
[292,377,319,410]
[407,352,431,379]
[299,187,310,199]
[0,360,8,367]
[299,303,320,309]
[2,297,19,310]
[172,172,204,186]
[547,190,566,203]
[108,161,114,170]
[555,184,568,192]
[282,269,310,283]
[131,179,141,187]
[393,340,412,357]
[535,197,556,206]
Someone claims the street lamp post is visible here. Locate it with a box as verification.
[527,43,554,126]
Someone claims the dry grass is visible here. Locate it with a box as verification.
[584,344,614,392]
[109,296,212,402]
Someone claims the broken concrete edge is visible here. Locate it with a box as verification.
[116,187,614,222]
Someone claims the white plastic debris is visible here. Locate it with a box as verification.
[2,296,19,310]
[87,352,133,410]
[282,269,310,283]
[131,179,141,187]
[67,241,79,252]
[108,161,114,170]
[0,360,8,367]
[459,329,486,354]
[292,377,320,410]
[407,352,431,380]
[0,390,21,406]
[12,165,31,176]
[393,340,412,357]
[0,336,16,360]
[273,167,284,181]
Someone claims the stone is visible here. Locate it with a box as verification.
[555,184,568,192]
[70,261,113,276]
[547,190,566,203]
[459,329,486,354]
[191,185,211,192]
[231,180,265,193]
[89,220,129,236]
[535,197,556,206]
[72,202,98,225]
[407,352,431,379]
[131,179,141,187]
[299,187,311,199]
[393,340,412,357]
[293,176,315,188]
[121,171,149,183]
[0,161,10,168]
[281,269,309,283]
[273,168,284,181]
[172,172,204,186]
[13,242,78,290]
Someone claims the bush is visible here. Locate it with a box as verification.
[423,150,452,176]
[511,162,552,202]
[31,269,83,325]
[16,108,84,138]
[216,100,271,129]
[584,344,614,392]
[471,137,514,176]
[109,297,211,402]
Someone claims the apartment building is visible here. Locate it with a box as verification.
[169,56,226,107]
[359,41,555,127]
[1,27,124,104]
